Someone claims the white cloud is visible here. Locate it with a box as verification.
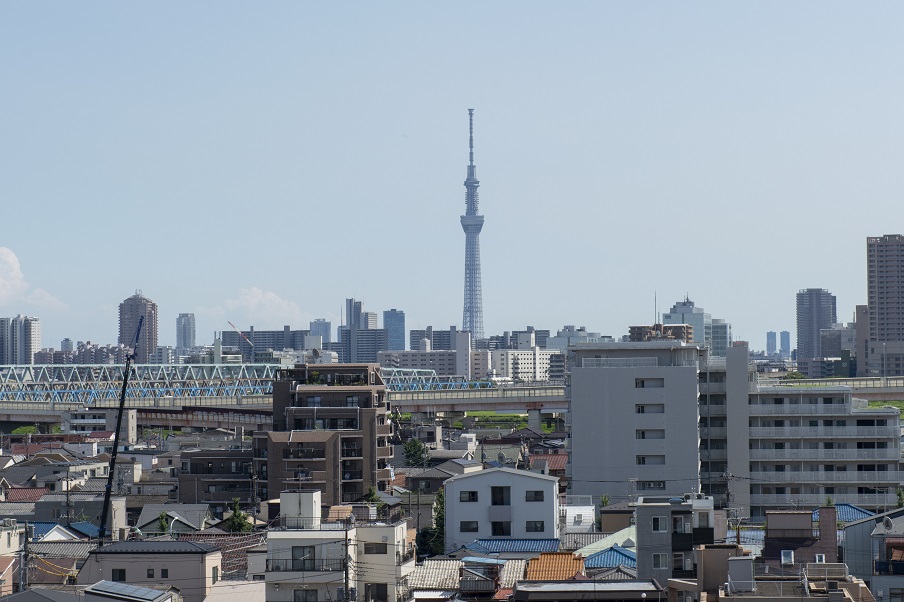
[221,287,307,328]
[0,247,66,310]
[26,288,67,311]
[0,248,29,304]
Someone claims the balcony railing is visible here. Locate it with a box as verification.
[342,471,363,481]
[749,404,851,416]
[460,579,497,593]
[284,448,327,460]
[278,517,350,530]
[875,561,904,575]
[341,447,363,458]
[749,449,899,460]
[748,426,899,438]
[342,491,363,503]
[266,557,345,572]
[753,471,904,483]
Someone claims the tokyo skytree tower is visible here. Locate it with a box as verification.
[460,109,484,341]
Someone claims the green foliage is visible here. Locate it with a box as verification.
[157,512,169,533]
[404,438,430,467]
[825,496,834,507]
[781,371,808,380]
[896,488,904,508]
[222,498,253,532]
[11,426,37,435]
[600,495,610,508]
[417,488,445,556]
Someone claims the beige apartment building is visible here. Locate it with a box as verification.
[253,364,393,505]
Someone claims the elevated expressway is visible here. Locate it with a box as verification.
[0,364,901,431]
[0,365,567,430]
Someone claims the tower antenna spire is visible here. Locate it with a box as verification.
[469,108,475,166]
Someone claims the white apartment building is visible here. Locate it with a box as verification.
[491,348,560,382]
[567,341,704,503]
[266,490,415,602]
[728,386,900,521]
[443,467,560,553]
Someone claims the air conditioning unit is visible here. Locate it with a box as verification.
[685,557,694,571]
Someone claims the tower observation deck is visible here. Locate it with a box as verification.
[461,109,484,341]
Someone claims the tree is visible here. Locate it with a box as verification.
[404,438,430,467]
[222,498,253,532]
[896,488,904,508]
[417,488,445,556]
[782,371,807,380]
[157,512,170,534]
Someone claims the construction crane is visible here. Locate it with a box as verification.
[98,316,143,545]
[227,320,254,347]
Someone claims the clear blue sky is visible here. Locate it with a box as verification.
[2,3,902,350]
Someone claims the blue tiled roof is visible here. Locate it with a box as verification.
[30,522,61,540]
[812,504,874,523]
[69,521,100,537]
[585,545,637,569]
[474,539,560,553]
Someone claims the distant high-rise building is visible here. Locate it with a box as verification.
[119,291,158,364]
[176,313,196,352]
[340,298,388,363]
[0,315,41,364]
[796,288,836,376]
[383,309,406,351]
[309,319,332,346]
[61,338,74,353]
[766,331,777,356]
[662,297,732,356]
[409,326,459,352]
[362,312,378,330]
[780,330,791,359]
[867,235,904,376]
[461,109,485,340]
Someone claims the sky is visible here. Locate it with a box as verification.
[2,3,904,351]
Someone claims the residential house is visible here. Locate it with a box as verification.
[444,467,560,553]
[265,489,415,602]
[77,541,222,602]
[634,494,715,581]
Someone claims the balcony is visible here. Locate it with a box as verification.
[266,557,345,572]
[700,427,727,439]
[749,404,851,416]
[376,468,393,481]
[751,492,896,507]
[749,449,900,461]
[875,561,904,575]
[284,448,327,460]
[377,445,393,459]
[341,447,363,459]
[341,471,363,481]
[460,579,497,594]
[278,517,350,530]
[672,532,693,551]
[693,527,715,545]
[377,423,393,436]
[672,569,696,579]
[752,471,904,483]
[342,491,363,503]
[748,426,899,438]
[292,471,327,484]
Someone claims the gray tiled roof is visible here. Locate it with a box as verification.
[90,540,219,554]
[29,541,99,559]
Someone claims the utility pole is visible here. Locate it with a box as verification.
[65,464,72,526]
[19,522,30,591]
[343,518,351,602]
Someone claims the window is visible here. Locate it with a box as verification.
[294,590,318,602]
[526,521,545,532]
[147,569,154,578]
[112,569,126,582]
[161,568,169,578]
[637,456,646,465]
[491,486,511,506]
[460,491,478,502]
[212,566,219,585]
[364,542,388,554]
[460,521,479,532]
[308,396,321,407]
[293,546,315,571]
[525,490,544,502]
[491,521,512,536]
[652,553,668,569]
[652,516,667,532]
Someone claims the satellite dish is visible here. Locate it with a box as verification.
[884,516,894,531]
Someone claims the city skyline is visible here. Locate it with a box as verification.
[3,4,902,348]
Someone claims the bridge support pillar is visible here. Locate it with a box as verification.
[528,409,542,431]
[411,412,430,425]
